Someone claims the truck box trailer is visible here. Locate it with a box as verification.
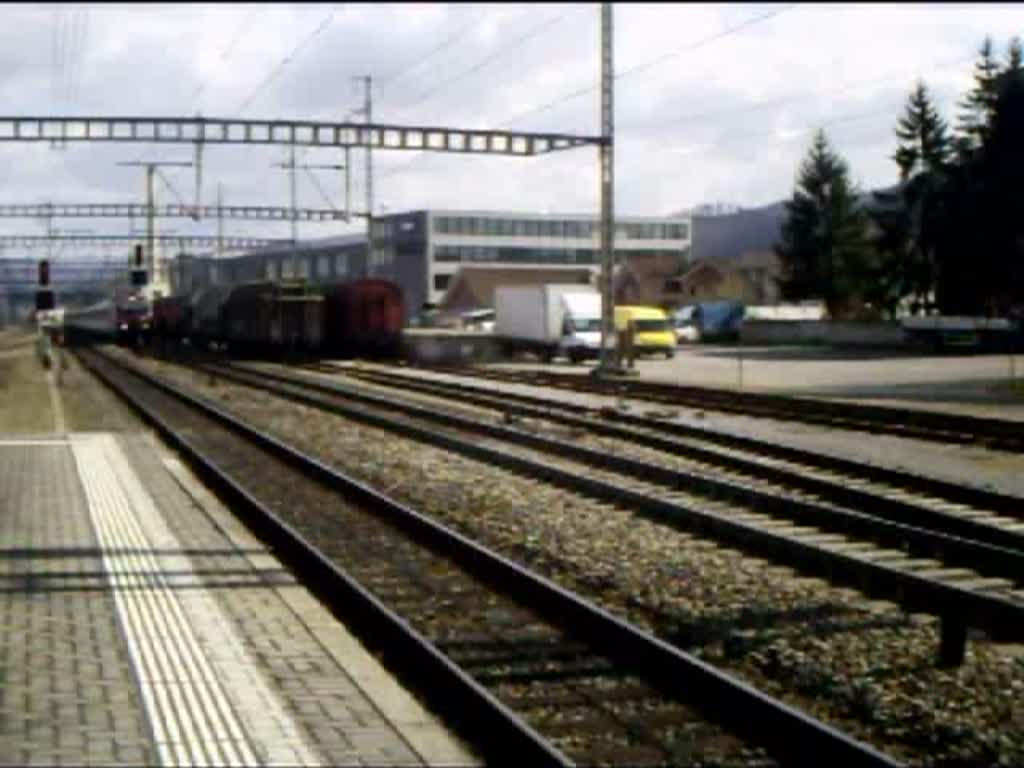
[494,284,603,363]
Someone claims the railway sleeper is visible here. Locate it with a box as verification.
[352,367,1024,533]
[204,361,1024,667]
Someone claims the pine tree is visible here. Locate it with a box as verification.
[775,130,873,319]
[983,46,1024,313]
[891,81,952,311]
[1008,36,1022,73]
[956,37,1001,155]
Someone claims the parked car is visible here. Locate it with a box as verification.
[673,306,700,344]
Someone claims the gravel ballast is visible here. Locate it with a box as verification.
[121,351,1024,766]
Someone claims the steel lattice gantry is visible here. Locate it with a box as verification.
[0,203,350,222]
[0,116,603,154]
[0,234,287,249]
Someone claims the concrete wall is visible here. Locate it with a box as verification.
[740,319,907,347]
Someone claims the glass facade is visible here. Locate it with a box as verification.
[432,215,688,241]
[433,244,682,265]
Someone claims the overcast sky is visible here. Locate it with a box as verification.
[0,2,1022,257]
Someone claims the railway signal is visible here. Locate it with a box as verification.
[131,243,148,287]
[35,258,55,311]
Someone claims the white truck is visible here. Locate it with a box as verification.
[494,284,603,364]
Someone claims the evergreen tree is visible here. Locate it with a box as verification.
[937,36,1024,315]
[956,37,1001,155]
[1008,36,1022,73]
[890,81,952,311]
[982,47,1024,313]
[775,130,873,319]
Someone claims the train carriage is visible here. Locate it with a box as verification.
[220,280,324,358]
[322,278,404,359]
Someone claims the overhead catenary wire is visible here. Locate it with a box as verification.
[136,6,267,178]
[617,50,978,132]
[163,5,341,228]
[376,4,495,90]
[234,4,341,116]
[497,3,799,131]
[378,4,797,185]
[389,6,589,121]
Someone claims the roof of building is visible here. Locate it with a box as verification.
[380,208,689,222]
[189,233,366,260]
[438,264,596,312]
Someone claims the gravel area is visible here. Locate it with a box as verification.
[95,349,759,766]
[123,351,1024,766]
[0,332,58,433]
[61,349,145,431]
[354,363,1024,500]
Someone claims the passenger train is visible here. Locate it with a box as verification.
[64,284,154,346]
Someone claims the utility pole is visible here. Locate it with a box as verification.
[597,1,616,375]
[272,158,348,278]
[353,75,373,276]
[217,183,224,260]
[344,146,351,222]
[116,159,193,291]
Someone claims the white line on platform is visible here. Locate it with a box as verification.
[71,434,315,767]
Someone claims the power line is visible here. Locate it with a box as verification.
[497,4,798,131]
[234,4,341,116]
[376,5,494,90]
[185,7,261,110]
[380,4,787,183]
[390,7,587,121]
[618,50,977,132]
[165,6,341,211]
[618,4,797,82]
[138,7,265,175]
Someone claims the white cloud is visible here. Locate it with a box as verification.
[0,1,1023,256]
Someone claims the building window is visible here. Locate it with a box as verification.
[317,255,330,279]
[498,219,514,236]
[433,273,451,292]
[525,219,540,237]
[436,245,461,262]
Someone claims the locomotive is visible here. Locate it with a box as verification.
[64,284,153,346]
[152,277,405,359]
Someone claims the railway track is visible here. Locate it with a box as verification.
[75,346,898,767]
[417,365,1024,453]
[330,363,1024,555]
[196,359,1024,669]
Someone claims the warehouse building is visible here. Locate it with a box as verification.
[169,209,692,322]
[367,209,690,320]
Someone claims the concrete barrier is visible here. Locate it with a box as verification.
[402,329,499,366]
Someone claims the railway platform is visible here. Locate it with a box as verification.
[0,425,477,765]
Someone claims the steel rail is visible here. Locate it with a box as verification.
[432,366,1024,453]
[79,347,901,767]
[208,360,1024,666]
[338,365,1024,551]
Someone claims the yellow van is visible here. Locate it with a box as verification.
[614,305,676,359]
